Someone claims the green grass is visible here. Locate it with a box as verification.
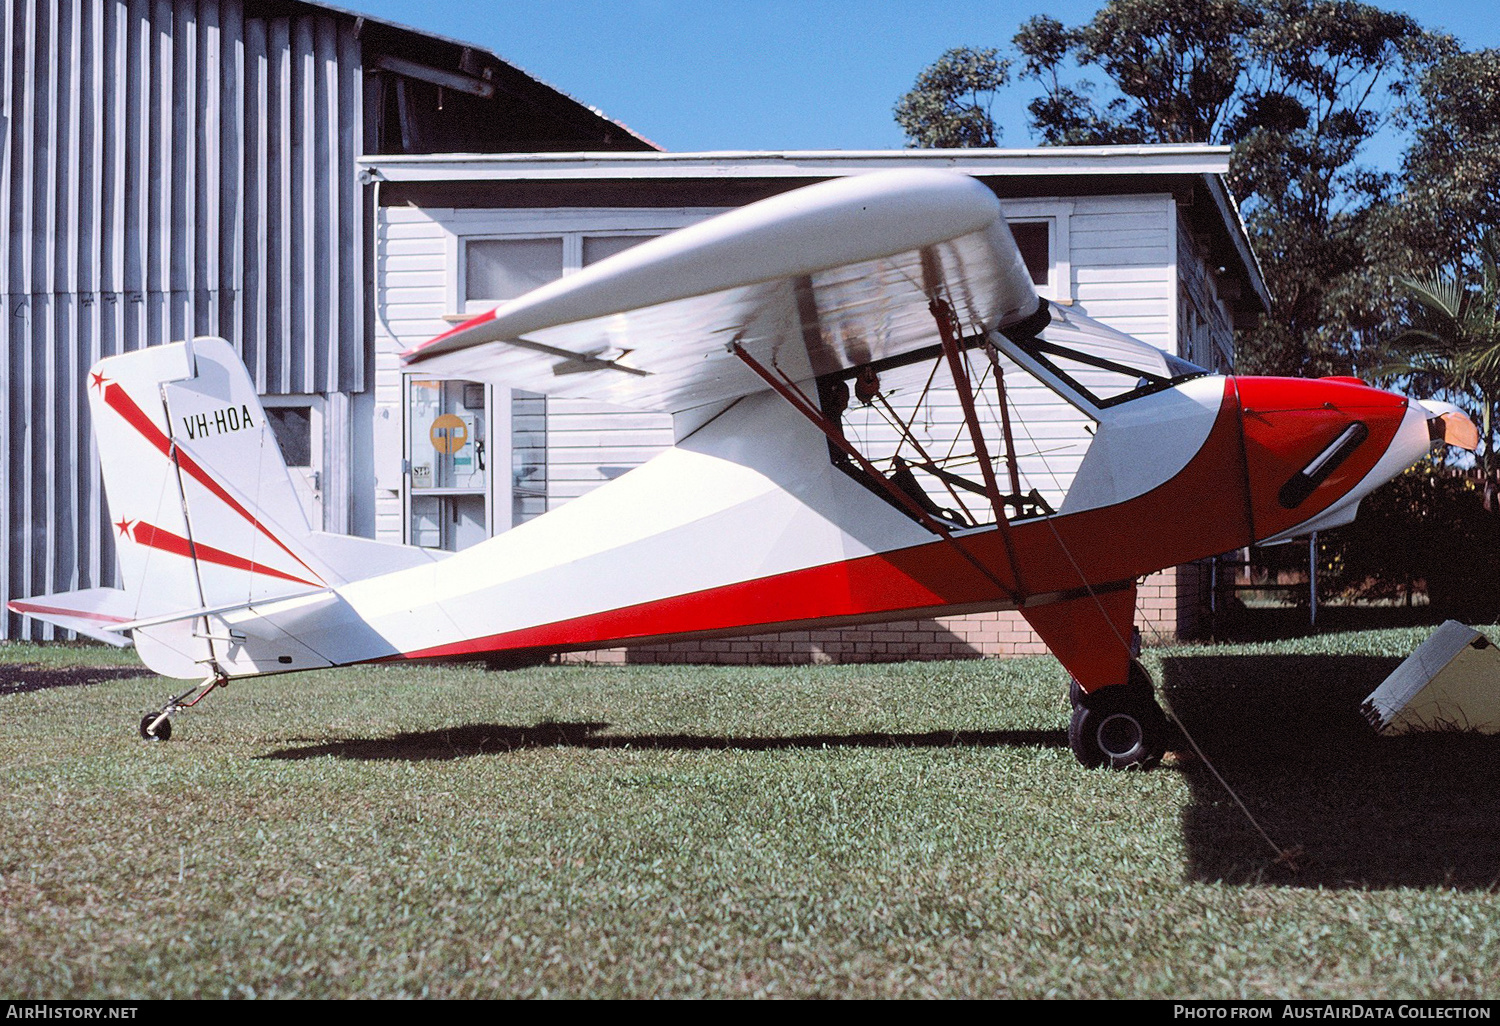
[2,628,1499,998]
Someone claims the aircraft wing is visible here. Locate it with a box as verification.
[400,169,1041,413]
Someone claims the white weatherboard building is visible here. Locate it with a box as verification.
[362,147,1269,663]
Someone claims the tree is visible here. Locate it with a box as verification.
[1347,48,1500,389]
[1015,1,1259,146]
[894,47,1011,148]
[1391,49,1500,271]
[895,1,1452,378]
[1387,231,1500,479]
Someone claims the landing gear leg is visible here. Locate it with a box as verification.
[1068,662,1169,770]
[138,674,227,742]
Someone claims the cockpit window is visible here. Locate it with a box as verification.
[812,304,1205,534]
[1006,303,1207,407]
[819,340,1095,529]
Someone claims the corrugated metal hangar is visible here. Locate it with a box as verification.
[1,0,652,639]
[3,1,1269,659]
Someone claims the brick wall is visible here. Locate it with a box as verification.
[560,565,1206,666]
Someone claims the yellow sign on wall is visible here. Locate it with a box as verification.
[430,413,469,455]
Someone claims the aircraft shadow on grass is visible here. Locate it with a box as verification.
[254,652,1500,890]
[258,723,1066,762]
[1162,653,1500,890]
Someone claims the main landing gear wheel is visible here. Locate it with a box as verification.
[139,712,172,742]
[1068,664,1169,770]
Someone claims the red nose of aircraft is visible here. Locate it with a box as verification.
[1234,376,1472,544]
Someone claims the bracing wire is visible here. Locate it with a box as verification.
[979,334,1302,870]
[830,269,1300,865]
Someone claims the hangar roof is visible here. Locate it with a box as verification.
[270,0,658,152]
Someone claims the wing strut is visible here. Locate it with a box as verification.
[729,341,1021,605]
[930,298,1029,597]
[982,345,1026,502]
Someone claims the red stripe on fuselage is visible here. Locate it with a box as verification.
[395,383,1255,661]
[101,382,324,585]
[396,532,1012,660]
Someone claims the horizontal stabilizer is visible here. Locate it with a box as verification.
[302,531,449,579]
[7,589,139,647]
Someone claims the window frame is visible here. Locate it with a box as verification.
[260,393,326,529]
[1001,199,1073,304]
[445,208,723,318]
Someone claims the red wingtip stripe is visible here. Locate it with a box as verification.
[101,382,325,586]
[400,308,498,361]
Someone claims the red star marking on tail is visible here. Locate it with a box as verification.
[90,371,108,393]
[113,518,133,539]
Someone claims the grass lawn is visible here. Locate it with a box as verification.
[1,627,1498,999]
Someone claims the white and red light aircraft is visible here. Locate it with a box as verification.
[9,170,1476,768]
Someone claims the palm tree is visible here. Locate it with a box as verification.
[1389,231,1500,486]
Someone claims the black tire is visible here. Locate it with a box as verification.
[139,713,171,742]
[1067,666,1167,770]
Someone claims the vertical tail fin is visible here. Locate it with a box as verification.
[91,337,327,610]
[79,338,328,677]
[14,337,442,679]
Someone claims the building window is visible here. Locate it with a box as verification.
[465,237,565,305]
[461,232,660,312]
[265,406,314,468]
[262,396,324,529]
[582,233,654,266]
[1003,202,1072,302]
[1009,221,1050,287]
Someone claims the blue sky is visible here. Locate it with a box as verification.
[341,0,1499,156]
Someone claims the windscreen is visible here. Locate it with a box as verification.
[1010,304,1207,407]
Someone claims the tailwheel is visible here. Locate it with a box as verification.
[139,712,172,742]
[136,673,228,743]
[1068,663,1169,770]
